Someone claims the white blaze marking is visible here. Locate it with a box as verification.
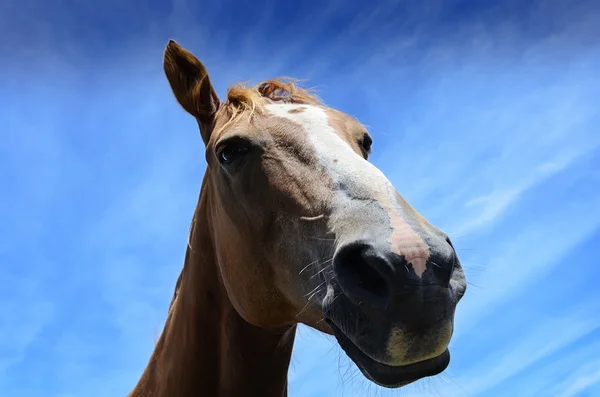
[266,104,390,196]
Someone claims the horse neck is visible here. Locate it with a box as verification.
[129,180,297,397]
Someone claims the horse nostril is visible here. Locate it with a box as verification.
[333,244,392,309]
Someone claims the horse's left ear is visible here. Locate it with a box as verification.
[163,39,221,144]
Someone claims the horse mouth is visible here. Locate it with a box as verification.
[327,320,450,388]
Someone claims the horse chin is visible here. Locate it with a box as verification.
[326,320,450,388]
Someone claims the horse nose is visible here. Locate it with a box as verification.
[333,240,456,310]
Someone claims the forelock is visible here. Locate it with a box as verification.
[214,78,323,133]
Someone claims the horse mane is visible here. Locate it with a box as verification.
[215,78,323,130]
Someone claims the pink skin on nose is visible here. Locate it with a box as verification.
[389,221,429,278]
[379,190,430,278]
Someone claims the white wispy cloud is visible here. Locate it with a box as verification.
[450,309,600,396]
[554,364,600,397]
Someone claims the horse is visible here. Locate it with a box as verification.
[128,40,467,397]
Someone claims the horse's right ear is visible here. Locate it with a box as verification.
[163,40,220,144]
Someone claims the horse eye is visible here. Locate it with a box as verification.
[217,142,250,164]
[360,134,373,158]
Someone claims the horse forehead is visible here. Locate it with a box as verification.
[264,103,355,142]
[265,103,325,126]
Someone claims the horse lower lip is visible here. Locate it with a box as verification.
[326,320,450,388]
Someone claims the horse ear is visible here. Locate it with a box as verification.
[163,40,221,144]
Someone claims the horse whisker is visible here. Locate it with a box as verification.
[296,289,322,317]
[309,266,330,280]
[299,259,319,275]
[303,280,327,298]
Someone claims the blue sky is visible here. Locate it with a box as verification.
[1,0,600,396]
